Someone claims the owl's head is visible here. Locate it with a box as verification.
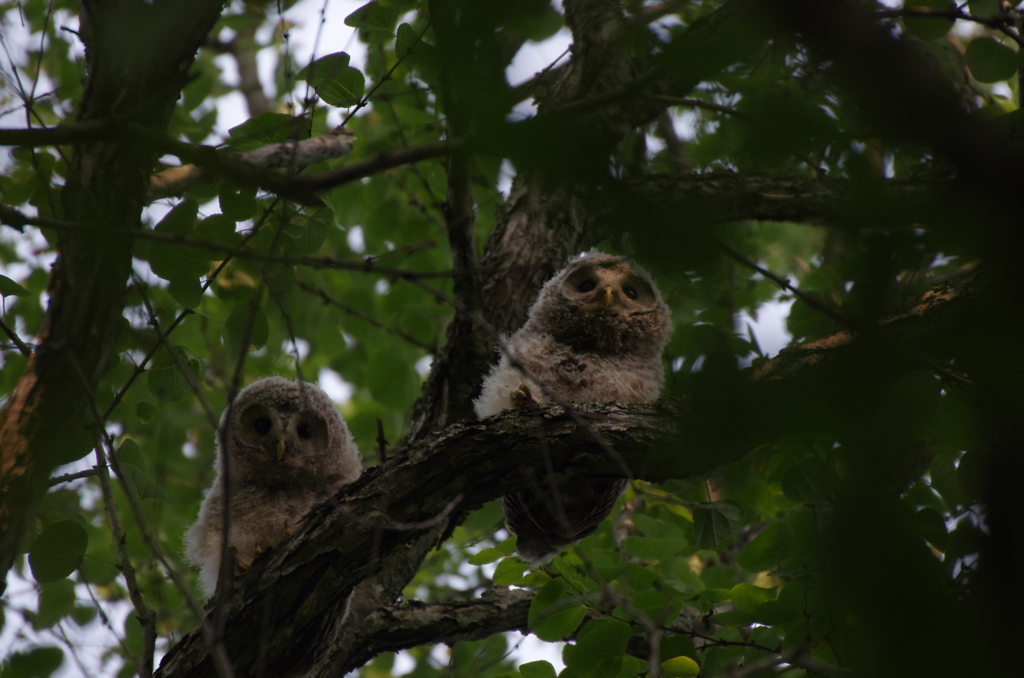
[525,252,672,355]
[220,377,360,487]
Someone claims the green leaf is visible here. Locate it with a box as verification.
[283,209,331,255]
[69,605,98,626]
[33,579,77,629]
[752,600,796,625]
[904,0,955,41]
[299,52,365,107]
[135,400,156,424]
[228,112,299,151]
[965,37,1018,83]
[28,520,88,583]
[469,547,504,566]
[147,199,209,282]
[528,578,587,641]
[493,557,531,586]
[116,438,145,469]
[168,276,203,309]
[968,0,1001,16]
[366,344,419,410]
[566,619,631,678]
[519,660,557,678]
[223,301,270,359]
[2,646,65,678]
[395,23,419,59]
[693,500,744,550]
[781,458,831,504]
[197,214,242,247]
[344,1,399,33]
[219,182,258,222]
[730,583,775,612]
[737,523,792,573]
[708,609,754,627]
[661,656,700,678]
[147,345,204,402]
[120,463,171,503]
[0,273,29,297]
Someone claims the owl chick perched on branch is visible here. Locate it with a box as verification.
[474,252,672,564]
[184,377,362,597]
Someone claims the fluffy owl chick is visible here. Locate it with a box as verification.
[474,252,672,564]
[184,377,362,597]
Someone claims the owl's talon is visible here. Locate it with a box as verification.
[511,384,536,409]
[235,556,252,573]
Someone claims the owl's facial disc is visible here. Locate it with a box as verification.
[566,264,655,312]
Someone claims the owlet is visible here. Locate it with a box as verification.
[474,252,671,564]
[184,377,362,597]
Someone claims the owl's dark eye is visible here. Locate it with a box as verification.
[297,422,313,440]
[623,285,639,300]
[253,416,272,435]
[578,279,596,293]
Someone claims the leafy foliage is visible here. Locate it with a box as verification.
[0,0,1020,677]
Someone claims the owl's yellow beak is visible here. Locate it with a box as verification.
[602,287,614,307]
[276,437,287,461]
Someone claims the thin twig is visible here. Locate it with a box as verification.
[69,359,158,678]
[875,7,1024,47]
[47,467,97,486]
[101,201,276,421]
[297,280,434,351]
[90,435,157,678]
[0,315,31,356]
[0,204,454,281]
[652,94,747,118]
[705,230,854,329]
[69,355,236,678]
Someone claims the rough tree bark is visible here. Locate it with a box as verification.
[0,0,226,594]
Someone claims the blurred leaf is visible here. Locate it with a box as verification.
[493,557,531,586]
[28,521,87,583]
[219,182,258,222]
[0,274,29,297]
[661,656,700,678]
[33,579,76,629]
[344,1,399,33]
[223,301,270,359]
[519,660,557,678]
[565,619,631,678]
[147,345,204,402]
[904,0,955,41]
[781,458,831,504]
[693,500,744,550]
[228,112,299,151]
[527,578,587,641]
[965,37,1017,83]
[169,276,203,309]
[738,523,792,573]
[2,646,65,678]
[135,400,156,424]
[731,583,775,612]
[299,52,365,107]
[469,547,504,566]
[395,23,419,59]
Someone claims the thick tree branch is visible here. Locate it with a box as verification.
[0,0,227,594]
[318,587,533,676]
